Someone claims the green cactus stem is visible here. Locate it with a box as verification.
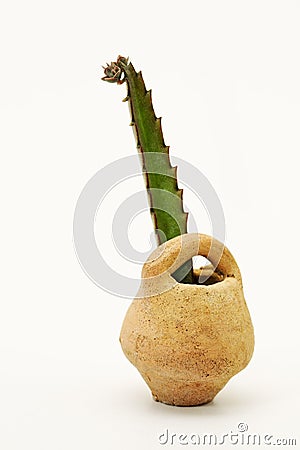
[102,55,194,284]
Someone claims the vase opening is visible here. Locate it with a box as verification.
[172,256,225,286]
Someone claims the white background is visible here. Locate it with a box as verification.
[1,1,300,449]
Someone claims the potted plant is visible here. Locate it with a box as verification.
[102,56,254,406]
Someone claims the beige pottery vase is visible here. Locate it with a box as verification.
[120,233,254,406]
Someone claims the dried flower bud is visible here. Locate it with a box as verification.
[101,56,128,84]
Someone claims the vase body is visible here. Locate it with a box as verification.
[120,233,254,406]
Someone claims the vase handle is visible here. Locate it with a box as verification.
[142,233,242,284]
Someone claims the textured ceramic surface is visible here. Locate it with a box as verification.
[120,233,254,406]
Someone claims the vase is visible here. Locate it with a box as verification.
[120,233,254,406]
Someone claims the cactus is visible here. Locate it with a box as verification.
[102,55,194,283]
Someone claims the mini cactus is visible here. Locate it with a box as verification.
[102,55,194,283]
